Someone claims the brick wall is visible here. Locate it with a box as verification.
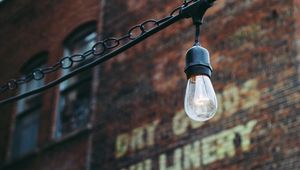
[0,0,300,170]
[91,0,300,170]
[0,0,100,169]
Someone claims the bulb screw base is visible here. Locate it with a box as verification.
[184,44,212,79]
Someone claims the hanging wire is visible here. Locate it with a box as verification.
[194,23,200,44]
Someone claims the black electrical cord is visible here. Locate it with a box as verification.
[195,23,201,44]
[0,0,216,106]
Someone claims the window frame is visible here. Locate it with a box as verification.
[55,22,97,138]
[11,53,47,159]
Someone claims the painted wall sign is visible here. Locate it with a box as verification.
[116,79,261,170]
[119,120,257,170]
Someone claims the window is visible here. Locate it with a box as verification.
[55,23,96,137]
[11,54,47,159]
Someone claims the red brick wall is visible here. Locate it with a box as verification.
[0,0,300,170]
[91,0,300,169]
[3,133,90,170]
[0,0,100,169]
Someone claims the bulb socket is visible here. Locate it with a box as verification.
[184,44,212,79]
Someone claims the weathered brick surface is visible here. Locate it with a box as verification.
[92,0,300,170]
[3,133,90,170]
[0,0,300,170]
[0,0,100,169]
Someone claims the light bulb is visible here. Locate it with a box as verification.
[184,75,217,121]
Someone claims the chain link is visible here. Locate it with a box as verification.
[0,0,193,94]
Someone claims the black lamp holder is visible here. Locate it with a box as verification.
[184,0,214,79]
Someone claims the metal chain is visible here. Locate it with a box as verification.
[0,0,204,95]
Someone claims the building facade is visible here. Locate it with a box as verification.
[0,0,300,170]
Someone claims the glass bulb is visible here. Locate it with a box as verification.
[184,75,217,121]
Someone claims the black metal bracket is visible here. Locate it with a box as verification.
[181,0,214,25]
[181,0,214,44]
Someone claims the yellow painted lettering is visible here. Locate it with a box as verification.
[215,130,235,160]
[173,110,189,136]
[223,85,240,116]
[240,79,260,110]
[159,148,182,170]
[116,133,130,158]
[129,159,152,170]
[202,134,217,165]
[183,140,201,170]
[131,127,145,151]
[234,120,257,151]
[145,120,159,146]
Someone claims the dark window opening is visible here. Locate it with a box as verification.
[11,53,47,159]
[56,23,96,137]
